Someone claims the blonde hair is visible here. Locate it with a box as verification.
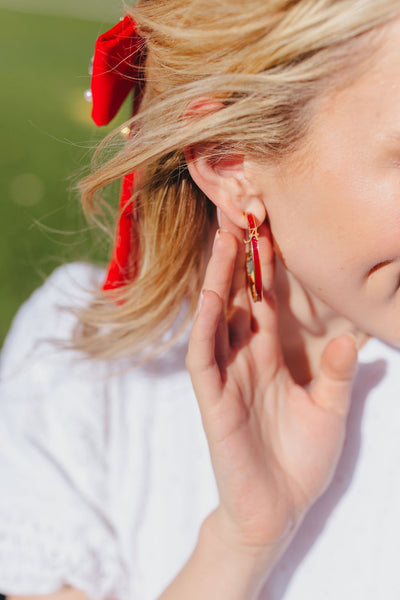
[74,0,399,362]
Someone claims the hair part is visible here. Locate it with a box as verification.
[72,0,399,362]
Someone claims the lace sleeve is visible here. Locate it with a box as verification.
[0,264,129,600]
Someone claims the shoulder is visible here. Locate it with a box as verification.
[4,261,104,341]
[1,262,104,375]
[0,260,192,402]
[0,265,130,598]
[0,262,109,444]
[0,262,112,430]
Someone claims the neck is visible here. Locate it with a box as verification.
[202,222,368,386]
[274,257,368,386]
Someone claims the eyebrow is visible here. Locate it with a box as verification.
[367,260,392,277]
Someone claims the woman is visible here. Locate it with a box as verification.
[1,1,400,599]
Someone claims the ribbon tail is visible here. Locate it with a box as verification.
[102,172,138,291]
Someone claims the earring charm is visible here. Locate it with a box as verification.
[244,213,262,302]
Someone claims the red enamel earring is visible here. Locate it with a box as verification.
[244,213,263,302]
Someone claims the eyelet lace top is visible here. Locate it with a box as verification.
[0,263,217,600]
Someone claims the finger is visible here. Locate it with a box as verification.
[217,207,244,241]
[203,229,238,309]
[309,334,359,417]
[217,210,253,343]
[216,211,248,308]
[217,210,248,304]
[202,229,240,359]
[186,289,225,410]
[227,246,252,348]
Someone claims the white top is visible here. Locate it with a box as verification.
[0,262,399,600]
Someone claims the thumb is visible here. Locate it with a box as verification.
[310,334,359,418]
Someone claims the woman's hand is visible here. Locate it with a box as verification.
[186,216,358,557]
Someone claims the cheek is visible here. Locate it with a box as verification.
[272,214,365,309]
[267,158,400,308]
[273,210,352,276]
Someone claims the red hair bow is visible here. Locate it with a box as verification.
[91,15,145,126]
[90,15,145,291]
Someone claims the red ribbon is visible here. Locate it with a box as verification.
[90,15,145,291]
[102,172,139,291]
[91,15,145,126]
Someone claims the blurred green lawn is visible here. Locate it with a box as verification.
[0,9,128,344]
[0,0,120,21]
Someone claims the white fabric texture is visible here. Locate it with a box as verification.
[0,262,399,599]
[0,264,130,599]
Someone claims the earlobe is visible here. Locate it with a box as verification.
[244,198,267,228]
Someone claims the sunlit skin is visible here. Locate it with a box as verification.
[241,17,400,382]
[188,18,400,385]
[160,15,400,598]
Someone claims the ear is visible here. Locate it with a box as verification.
[183,99,267,229]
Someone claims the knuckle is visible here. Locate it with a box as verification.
[219,229,238,252]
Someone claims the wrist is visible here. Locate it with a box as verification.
[208,505,299,553]
[195,511,269,600]
[200,507,296,584]
[158,506,288,600]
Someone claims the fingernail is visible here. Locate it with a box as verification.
[344,332,359,350]
[197,289,206,313]
[212,229,221,253]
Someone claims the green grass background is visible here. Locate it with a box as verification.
[0,6,130,344]
[0,0,120,21]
